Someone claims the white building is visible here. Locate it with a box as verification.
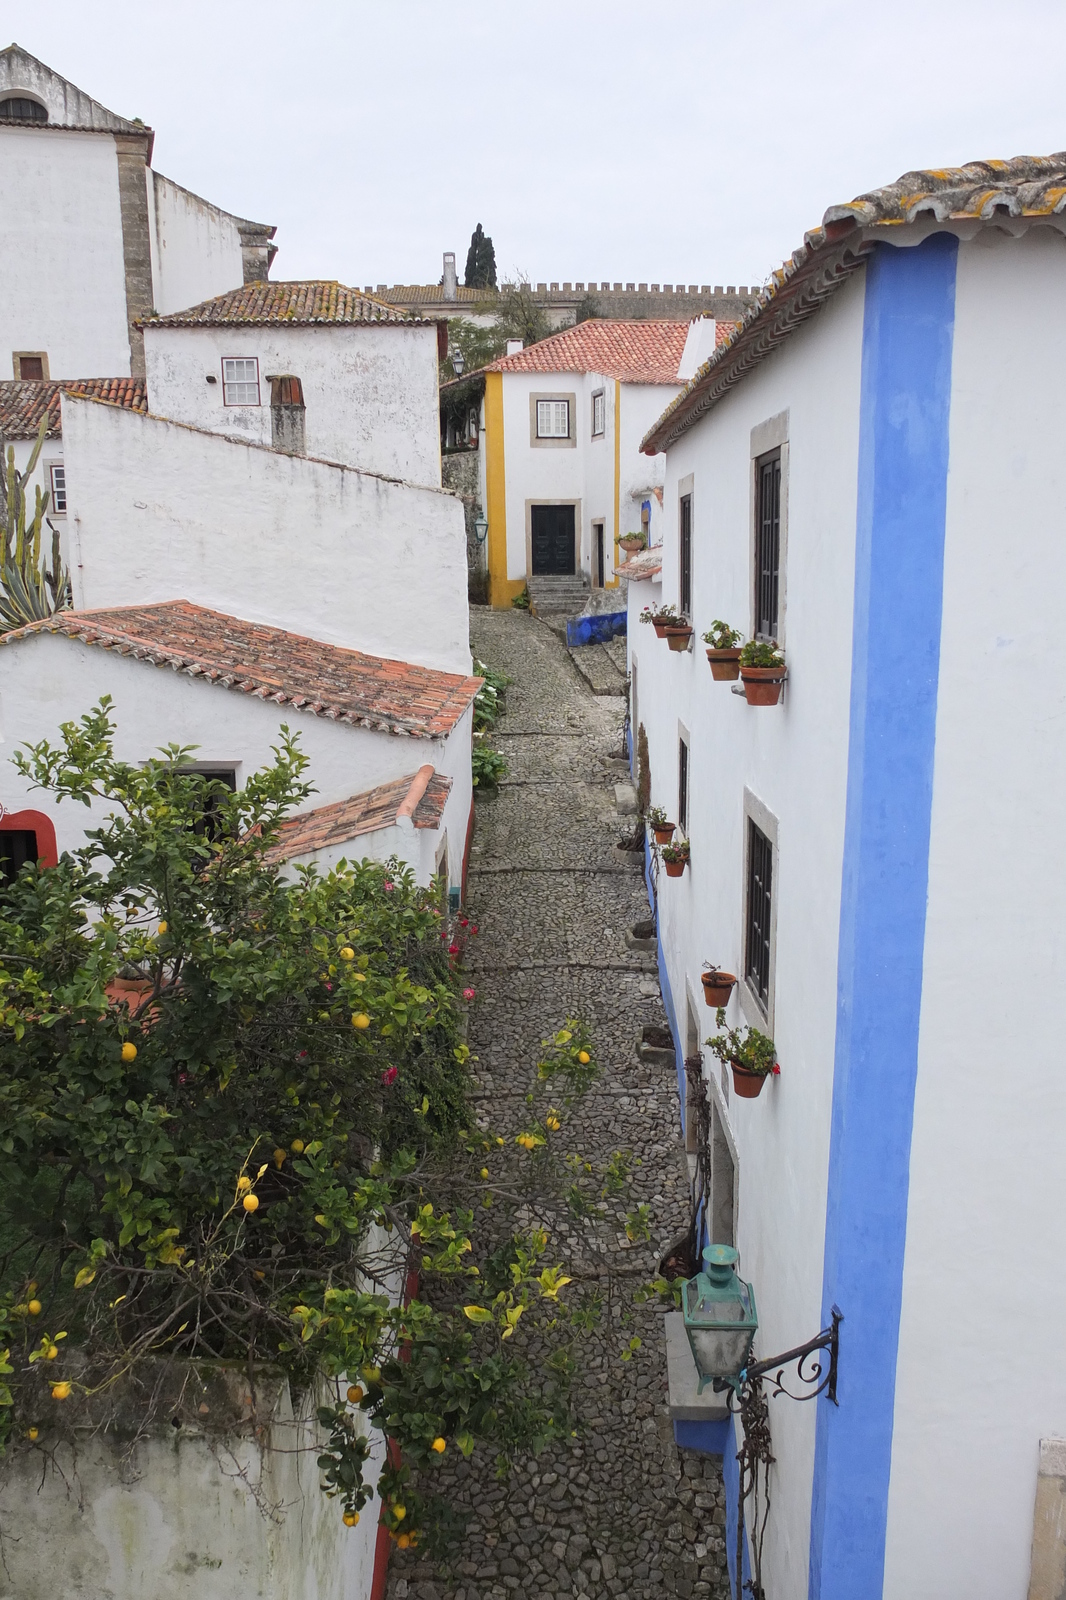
[467,318,722,607]
[629,152,1066,1599]
[0,42,275,382]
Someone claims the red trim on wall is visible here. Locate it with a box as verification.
[0,809,58,868]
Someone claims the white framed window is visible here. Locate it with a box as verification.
[222,357,260,406]
[48,463,66,514]
[536,399,570,439]
[592,389,605,437]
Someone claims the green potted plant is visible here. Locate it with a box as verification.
[639,604,680,640]
[661,838,690,878]
[647,805,675,845]
[617,530,647,557]
[706,1016,779,1099]
[700,964,737,1008]
[702,620,744,681]
[739,639,787,705]
[664,614,694,652]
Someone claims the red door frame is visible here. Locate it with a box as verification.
[0,809,58,868]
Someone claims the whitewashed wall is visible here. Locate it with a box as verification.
[147,172,248,317]
[60,397,470,675]
[628,272,866,1598]
[144,322,442,489]
[0,635,472,892]
[885,226,1066,1600]
[0,128,131,378]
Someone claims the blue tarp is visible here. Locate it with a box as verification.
[565,611,628,647]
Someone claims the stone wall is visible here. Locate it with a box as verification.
[441,447,486,601]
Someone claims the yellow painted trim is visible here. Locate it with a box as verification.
[607,379,622,587]
[484,372,524,608]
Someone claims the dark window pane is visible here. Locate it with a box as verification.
[755,455,781,638]
[0,98,47,122]
[0,831,39,884]
[678,739,689,834]
[19,356,44,381]
[745,820,773,1004]
[680,494,692,617]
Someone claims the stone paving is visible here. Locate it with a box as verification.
[387,608,729,1600]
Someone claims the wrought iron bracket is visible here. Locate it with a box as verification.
[714,1304,843,1406]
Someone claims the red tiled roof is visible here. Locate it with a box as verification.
[0,378,147,440]
[486,321,690,384]
[144,281,418,329]
[1,603,482,739]
[619,549,663,581]
[265,765,452,863]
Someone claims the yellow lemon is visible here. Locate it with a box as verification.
[578,1050,591,1064]
[340,947,355,961]
[51,1383,71,1401]
[480,1167,489,1179]
[27,1299,41,1316]
[397,1534,410,1549]
[243,1193,260,1213]
[351,1013,371,1031]
[394,1504,406,1522]
[273,1148,287,1167]
[343,1510,359,1527]
[157,921,168,935]
[237,1175,252,1192]
[121,1042,137,1063]
[291,1138,305,1153]
[431,1436,446,1454]
[362,1366,381,1384]
[546,1116,560,1131]
[346,1385,364,1404]
[45,1345,59,1361]
[27,1427,38,1440]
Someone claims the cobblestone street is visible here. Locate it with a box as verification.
[387,609,729,1600]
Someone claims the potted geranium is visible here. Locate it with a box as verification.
[700,964,736,1007]
[739,639,787,705]
[664,614,694,652]
[639,604,681,640]
[617,531,647,557]
[706,1016,779,1099]
[647,805,675,845]
[661,838,689,878]
[702,620,744,680]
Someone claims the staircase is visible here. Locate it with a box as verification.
[527,574,590,618]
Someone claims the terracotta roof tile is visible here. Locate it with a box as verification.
[144,281,418,329]
[0,378,147,440]
[1,603,482,739]
[265,765,452,863]
[486,320,690,384]
[643,151,1066,453]
[618,549,663,581]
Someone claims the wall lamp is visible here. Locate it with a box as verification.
[473,510,488,545]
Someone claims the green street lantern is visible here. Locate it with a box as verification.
[473,511,489,545]
[683,1244,759,1393]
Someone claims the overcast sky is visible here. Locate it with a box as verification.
[16,0,1066,293]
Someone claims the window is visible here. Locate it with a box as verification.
[15,354,46,381]
[593,522,605,588]
[755,452,781,639]
[536,399,569,439]
[679,492,692,616]
[592,390,605,437]
[222,357,260,405]
[678,734,690,834]
[173,767,237,841]
[0,97,47,122]
[48,463,66,514]
[0,831,39,884]
[745,818,773,1006]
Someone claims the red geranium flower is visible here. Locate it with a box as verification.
[449,944,460,955]
[463,987,476,1001]
[381,1066,398,1086]
[772,1063,781,1075]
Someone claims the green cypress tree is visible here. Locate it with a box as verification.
[464,223,497,289]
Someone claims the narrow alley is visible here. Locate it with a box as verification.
[387,608,729,1600]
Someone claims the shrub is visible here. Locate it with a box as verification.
[739,639,784,668]
[702,620,743,649]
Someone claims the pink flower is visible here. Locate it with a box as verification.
[177,1073,188,1085]
[449,944,460,956]
[383,881,395,892]
[381,1066,398,1086]
[459,918,469,928]
[463,987,476,1001]
[298,1050,308,1059]
[325,982,333,991]
[469,925,479,936]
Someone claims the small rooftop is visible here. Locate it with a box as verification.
[1,603,482,740]
[0,378,146,440]
[265,765,452,863]
[485,320,692,384]
[144,281,419,329]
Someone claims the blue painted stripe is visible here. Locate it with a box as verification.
[673,1417,730,1455]
[721,1414,752,1599]
[809,234,958,1599]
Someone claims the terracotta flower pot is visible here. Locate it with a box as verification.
[663,857,688,878]
[652,621,671,639]
[701,971,737,1007]
[730,1061,768,1099]
[706,647,742,681]
[651,824,676,845]
[619,537,645,555]
[665,627,694,653]
[740,665,787,706]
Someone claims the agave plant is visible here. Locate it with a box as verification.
[0,415,72,632]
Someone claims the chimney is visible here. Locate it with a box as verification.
[267,374,306,455]
[238,222,278,285]
[505,338,524,357]
[443,251,458,302]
